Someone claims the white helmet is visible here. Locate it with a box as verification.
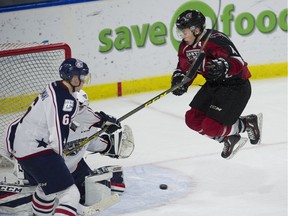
[76,89,89,106]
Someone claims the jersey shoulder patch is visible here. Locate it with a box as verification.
[63,99,74,112]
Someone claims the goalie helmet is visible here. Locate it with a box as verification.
[59,58,89,82]
[176,10,206,32]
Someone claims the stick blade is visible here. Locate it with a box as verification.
[84,193,120,216]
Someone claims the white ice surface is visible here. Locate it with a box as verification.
[83,78,287,216]
[0,78,287,216]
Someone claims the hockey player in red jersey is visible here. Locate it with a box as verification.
[171,10,263,159]
[5,58,122,215]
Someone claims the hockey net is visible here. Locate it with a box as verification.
[0,43,71,167]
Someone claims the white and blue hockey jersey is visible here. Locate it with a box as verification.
[6,81,78,159]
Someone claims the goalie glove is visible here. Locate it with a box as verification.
[100,125,134,159]
[94,111,121,134]
[171,70,189,96]
[205,58,229,81]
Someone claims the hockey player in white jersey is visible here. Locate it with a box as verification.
[4,58,123,216]
[0,90,134,215]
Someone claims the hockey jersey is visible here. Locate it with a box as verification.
[6,81,78,159]
[176,29,251,82]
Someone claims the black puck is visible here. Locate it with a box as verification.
[159,184,168,190]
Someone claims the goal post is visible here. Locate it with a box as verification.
[0,42,71,166]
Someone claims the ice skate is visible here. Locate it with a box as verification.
[241,113,263,145]
[221,135,248,159]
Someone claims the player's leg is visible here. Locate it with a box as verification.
[239,113,263,144]
[18,151,79,215]
[206,80,252,158]
[32,185,56,215]
[185,108,206,133]
[185,83,213,133]
[71,158,92,204]
[194,80,253,158]
[213,80,262,145]
[54,184,80,216]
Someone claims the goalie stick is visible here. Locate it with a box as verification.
[83,193,120,216]
[0,183,36,194]
[64,1,222,156]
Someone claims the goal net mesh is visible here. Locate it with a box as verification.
[0,43,71,167]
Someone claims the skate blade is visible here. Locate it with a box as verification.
[255,113,263,145]
[226,137,248,160]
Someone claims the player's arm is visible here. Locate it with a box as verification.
[171,42,195,96]
[87,125,134,159]
[204,34,247,81]
[93,111,121,134]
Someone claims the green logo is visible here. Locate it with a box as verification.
[98,1,287,53]
[98,22,167,53]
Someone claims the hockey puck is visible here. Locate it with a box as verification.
[159,184,168,190]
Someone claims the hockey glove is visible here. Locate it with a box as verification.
[99,134,117,158]
[205,58,229,81]
[171,70,189,96]
[95,111,121,134]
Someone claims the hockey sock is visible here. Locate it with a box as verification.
[227,119,245,136]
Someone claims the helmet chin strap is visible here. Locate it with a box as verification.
[191,31,201,47]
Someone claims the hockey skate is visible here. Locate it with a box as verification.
[241,113,263,145]
[221,135,248,159]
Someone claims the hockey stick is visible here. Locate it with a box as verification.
[83,193,120,216]
[64,53,204,156]
[0,183,36,194]
[64,0,222,156]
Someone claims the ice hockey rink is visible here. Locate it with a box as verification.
[82,77,287,216]
[0,77,286,216]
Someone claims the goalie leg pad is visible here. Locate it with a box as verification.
[0,191,32,214]
[104,166,126,194]
[71,158,92,205]
[93,165,126,195]
[84,172,112,206]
